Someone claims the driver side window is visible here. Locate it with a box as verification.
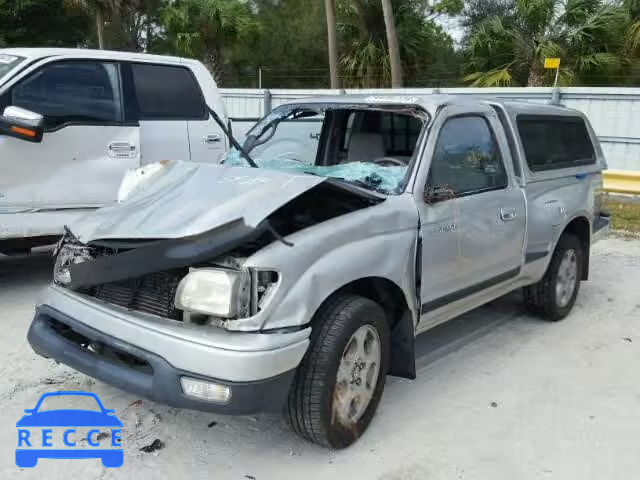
[426,116,508,198]
[10,61,122,130]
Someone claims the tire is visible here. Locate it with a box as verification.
[287,294,390,449]
[522,233,583,321]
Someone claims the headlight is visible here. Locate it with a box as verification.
[175,269,249,318]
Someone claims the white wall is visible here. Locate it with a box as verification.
[221,87,640,171]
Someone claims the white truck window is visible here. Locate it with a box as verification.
[131,63,206,120]
[428,116,508,197]
[10,61,122,130]
[517,115,596,171]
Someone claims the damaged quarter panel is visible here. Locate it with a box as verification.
[231,194,420,332]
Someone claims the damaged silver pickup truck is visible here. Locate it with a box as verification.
[28,95,610,448]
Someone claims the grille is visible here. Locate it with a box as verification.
[86,269,188,320]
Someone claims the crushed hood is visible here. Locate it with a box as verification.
[69,161,325,243]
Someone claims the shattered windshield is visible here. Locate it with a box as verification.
[224,103,428,194]
[0,54,24,82]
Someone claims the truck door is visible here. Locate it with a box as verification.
[185,64,228,164]
[415,105,525,319]
[127,63,194,165]
[0,60,140,211]
[187,110,227,164]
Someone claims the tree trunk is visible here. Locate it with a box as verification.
[96,8,105,50]
[324,0,340,89]
[202,47,224,84]
[527,66,544,87]
[145,16,152,52]
[381,0,402,88]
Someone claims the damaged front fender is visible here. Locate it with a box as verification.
[232,194,421,332]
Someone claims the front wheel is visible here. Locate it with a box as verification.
[523,233,583,321]
[287,295,390,448]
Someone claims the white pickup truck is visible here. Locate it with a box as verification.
[0,48,228,256]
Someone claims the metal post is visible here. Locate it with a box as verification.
[551,67,561,105]
[550,64,561,105]
[263,89,272,115]
[258,67,263,89]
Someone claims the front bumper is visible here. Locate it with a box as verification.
[28,286,311,414]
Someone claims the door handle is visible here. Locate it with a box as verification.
[500,208,517,222]
[204,134,222,144]
[108,142,137,159]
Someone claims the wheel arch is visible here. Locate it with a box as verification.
[560,215,591,280]
[311,277,416,380]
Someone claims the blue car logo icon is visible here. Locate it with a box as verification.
[16,391,123,468]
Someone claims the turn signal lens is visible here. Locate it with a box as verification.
[180,377,231,404]
[10,125,36,138]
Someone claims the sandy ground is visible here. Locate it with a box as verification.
[1,236,639,480]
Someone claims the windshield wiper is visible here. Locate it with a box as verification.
[340,178,389,194]
[302,170,388,194]
[207,106,258,168]
[319,175,389,194]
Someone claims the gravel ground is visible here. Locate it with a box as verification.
[1,236,639,480]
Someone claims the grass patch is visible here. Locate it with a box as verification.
[604,197,640,233]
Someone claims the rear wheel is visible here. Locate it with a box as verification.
[287,295,390,448]
[523,234,583,321]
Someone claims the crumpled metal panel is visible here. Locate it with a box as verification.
[68,161,324,243]
[225,194,421,331]
[0,209,92,240]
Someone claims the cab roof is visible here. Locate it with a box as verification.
[0,47,194,66]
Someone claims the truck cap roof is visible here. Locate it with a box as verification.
[281,94,582,118]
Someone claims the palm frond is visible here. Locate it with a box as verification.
[464,66,514,86]
[574,52,622,72]
[625,20,640,55]
[340,38,390,88]
[570,4,628,49]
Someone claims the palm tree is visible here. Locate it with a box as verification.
[64,0,122,49]
[162,0,256,82]
[380,0,402,87]
[324,0,340,89]
[338,0,389,88]
[625,0,640,57]
[338,0,460,88]
[464,0,628,87]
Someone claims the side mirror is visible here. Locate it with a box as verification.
[0,106,44,143]
[23,409,34,414]
[424,185,453,204]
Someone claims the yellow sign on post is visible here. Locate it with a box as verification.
[544,58,561,69]
[544,58,561,87]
